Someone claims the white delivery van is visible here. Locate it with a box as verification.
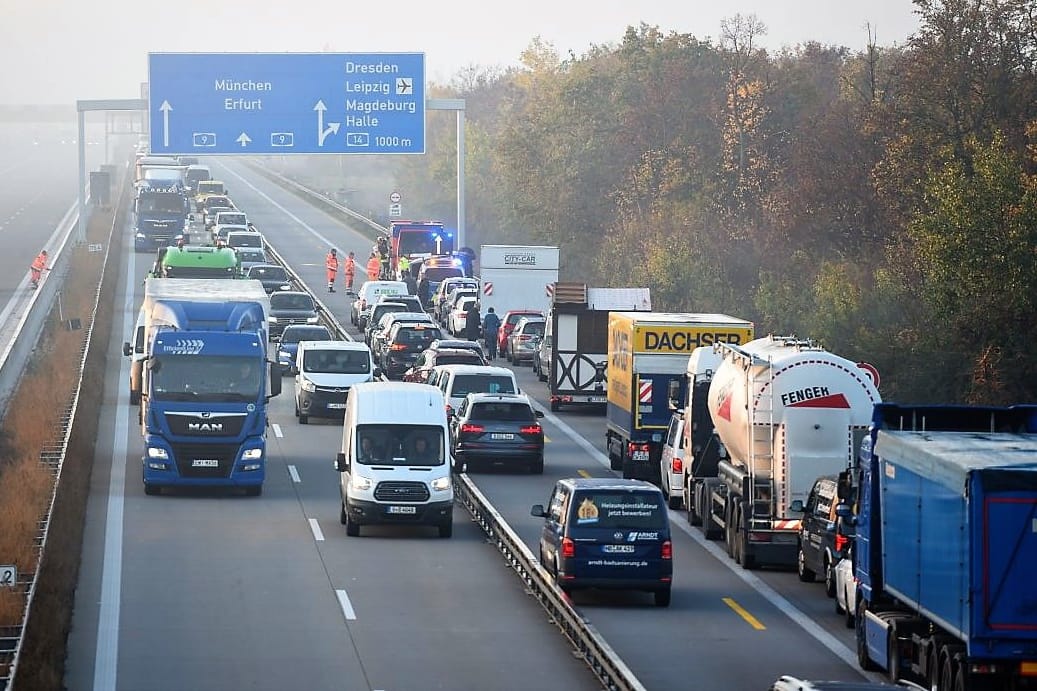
[294,340,379,424]
[335,382,454,538]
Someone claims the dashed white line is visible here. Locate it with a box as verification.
[308,518,325,542]
[287,465,301,483]
[336,589,357,620]
[271,423,283,438]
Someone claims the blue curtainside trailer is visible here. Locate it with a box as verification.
[849,403,1037,691]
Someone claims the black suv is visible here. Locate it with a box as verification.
[379,322,443,378]
[364,301,412,347]
[449,393,545,473]
[268,291,319,340]
[793,474,852,597]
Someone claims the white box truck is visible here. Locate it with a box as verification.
[478,245,559,318]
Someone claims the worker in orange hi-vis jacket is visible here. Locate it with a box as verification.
[343,251,357,293]
[30,249,50,288]
[366,251,381,281]
[325,248,339,293]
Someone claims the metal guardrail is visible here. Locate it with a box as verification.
[455,474,646,691]
[2,164,128,690]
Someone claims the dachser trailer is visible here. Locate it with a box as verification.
[851,403,1037,691]
[605,312,753,484]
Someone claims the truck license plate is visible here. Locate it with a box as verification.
[192,459,219,467]
[387,505,417,514]
[632,451,650,461]
[327,403,347,409]
[587,396,606,403]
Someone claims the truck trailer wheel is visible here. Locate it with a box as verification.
[699,484,723,540]
[856,602,879,671]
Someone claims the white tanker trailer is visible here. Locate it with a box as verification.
[685,335,880,569]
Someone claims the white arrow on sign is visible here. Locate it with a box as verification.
[314,100,340,147]
[236,132,252,147]
[159,100,172,147]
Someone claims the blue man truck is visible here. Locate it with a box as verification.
[134,178,191,252]
[137,281,280,496]
[848,403,1037,690]
[605,312,754,483]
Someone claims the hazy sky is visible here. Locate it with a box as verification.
[1,0,920,105]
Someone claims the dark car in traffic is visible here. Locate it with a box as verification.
[276,325,333,375]
[379,321,443,378]
[268,291,319,340]
[449,393,545,473]
[793,474,852,597]
[402,341,487,383]
[245,264,292,293]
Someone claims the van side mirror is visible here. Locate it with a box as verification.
[530,504,547,518]
[335,452,348,472]
[122,341,132,357]
[837,470,853,501]
[790,499,805,513]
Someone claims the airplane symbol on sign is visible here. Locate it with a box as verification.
[396,78,413,95]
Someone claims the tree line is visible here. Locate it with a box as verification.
[391,0,1037,405]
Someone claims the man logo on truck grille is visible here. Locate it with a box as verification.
[188,422,224,432]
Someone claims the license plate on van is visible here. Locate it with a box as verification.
[386,505,417,515]
[327,403,347,409]
[632,451,650,461]
[602,544,636,554]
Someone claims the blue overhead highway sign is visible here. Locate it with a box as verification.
[147,53,425,155]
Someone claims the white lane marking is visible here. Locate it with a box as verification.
[336,589,357,620]
[531,400,865,675]
[94,222,138,690]
[288,465,301,483]
[271,423,283,438]
[212,162,342,249]
[308,518,325,542]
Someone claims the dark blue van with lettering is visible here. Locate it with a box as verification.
[531,477,672,607]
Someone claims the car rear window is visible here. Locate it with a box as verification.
[520,322,545,336]
[249,266,288,281]
[570,492,667,531]
[436,354,483,366]
[396,326,442,346]
[450,374,515,397]
[506,312,539,326]
[272,294,315,310]
[470,402,535,422]
[281,327,330,343]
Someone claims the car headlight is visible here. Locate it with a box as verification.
[241,448,263,460]
[306,316,319,324]
[351,475,372,490]
[135,232,145,240]
[431,476,451,492]
[300,378,316,392]
[147,447,169,459]
[268,316,278,323]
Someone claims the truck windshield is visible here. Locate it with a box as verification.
[423,267,464,283]
[398,231,449,256]
[355,424,444,466]
[139,194,185,214]
[151,355,261,401]
[162,265,238,279]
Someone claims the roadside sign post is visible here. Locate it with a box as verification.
[147,53,426,155]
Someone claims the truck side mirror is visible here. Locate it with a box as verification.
[335,452,348,472]
[530,504,547,518]
[790,499,805,513]
[268,365,282,397]
[123,341,132,357]
[837,470,853,501]
[834,504,856,527]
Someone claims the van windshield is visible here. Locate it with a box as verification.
[571,492,667,531]
[355,424,444,466]
[451,374,515,397]
[303,349,370,374]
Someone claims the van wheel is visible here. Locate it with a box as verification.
[339,501,348,525]
[299,414,308,425]
[824,555,837,597]
[797,545,816,582]
[654,588,671,607]
[345,513,360,537]
[438,521,453,538]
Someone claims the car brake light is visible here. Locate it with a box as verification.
[671,457,683,473]
[519,425,542,435]
[390,343,408,350]
[627,441,649,454]
[835,533,849,552]
[661,540,672,560]
[519,334,531,341]
[460,423,484,434]
[445,404,453,417]
[561,537,575,558]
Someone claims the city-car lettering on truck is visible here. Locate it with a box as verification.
[639,329,750,352]
[504,253,537,265]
